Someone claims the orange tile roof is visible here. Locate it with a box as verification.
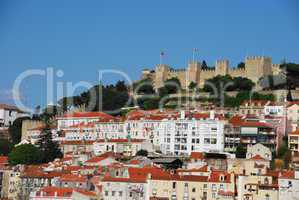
[85,156,108,164]
[208,171,231,183]
[177,165,208,173]
[35,187,73,197]
[190,152,205,160]
[59,174,87,183]
[289,130,299,135]
[251,155,266,160]
[280,170,295,179]
[61,140,95,145]
[0,156,8,165]
[218,190,235,196]
[74,189,97,197]
[59,112,115,119]
[21,165,64,178]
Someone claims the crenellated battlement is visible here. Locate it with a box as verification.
[141,56,278,90]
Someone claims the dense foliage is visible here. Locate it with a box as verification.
[203,75,255,93]
[36,124,63,163]
[133,78,155,94]
[0,139,13,156]
[224,91,275,107]
[8,144,42,165]
[58,81,130,115]
[136,149,148,157]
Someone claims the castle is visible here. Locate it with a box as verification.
[141,56,281,90]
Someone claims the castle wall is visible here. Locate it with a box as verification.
[228,68,246,77]
[245,56,272,83]
[168,70,187,89]
[146,56,277,91]
[272,64,281,75]
[199,69,216,87]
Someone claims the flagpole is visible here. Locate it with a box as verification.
[160,51,164,65]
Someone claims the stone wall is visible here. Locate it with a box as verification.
[142,56,281,90]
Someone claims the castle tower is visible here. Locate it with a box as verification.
[215,60,229,76]
[187,62,201,87]
[245,56,272,84]
[154,64,169,90]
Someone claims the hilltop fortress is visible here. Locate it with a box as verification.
[141,56,281,90]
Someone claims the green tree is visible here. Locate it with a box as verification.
[8,144,42,165]
[201,60,208,70]
[0,139,14,156]
[139,97,160,110]
[162,77,181,94]
[115,80,128,92]
[188,82,197,90]
[237,62,245,69]
[136,149,148,157]
[37,124,62,163]
[235,145,246,158]
[134,78,155,94]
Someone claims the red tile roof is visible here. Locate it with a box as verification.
[61,140,95,145]
[85,156,108,164]
[208,171,232,183]
[190,152,205,160]
[59,174,87,183]
[74,189,97,197]
[21,165,64,178]
[59,112,115,119]
[35,187,73,197]
[251,155,266,160]
[0,156,8,165]
[289,130,299,136]
[218,190,235,196]
[280,170,295,179]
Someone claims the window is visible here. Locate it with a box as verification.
[212,184,216,191]
[192,188,196,192]
[112,191,115,196]
[105,191,108,196]
[204,138,210,144]
[130,192,133,197]
[212,192,216,198]
[119,191,122,196]
[172,182,176,189]
[220,184,224,190]
[211,138,217,144]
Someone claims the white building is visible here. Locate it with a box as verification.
[279,171,299,200]
[158,112,225,156]
[264,103,285,117]
[0,104,27,128]
[93,139,153,156]
[246,143,272,160]
[56,112,115,130]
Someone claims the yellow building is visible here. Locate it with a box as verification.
[148,170,235,200]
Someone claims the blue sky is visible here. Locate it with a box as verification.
[0,0,298,109]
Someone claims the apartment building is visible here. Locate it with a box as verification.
[158,114,225,156]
